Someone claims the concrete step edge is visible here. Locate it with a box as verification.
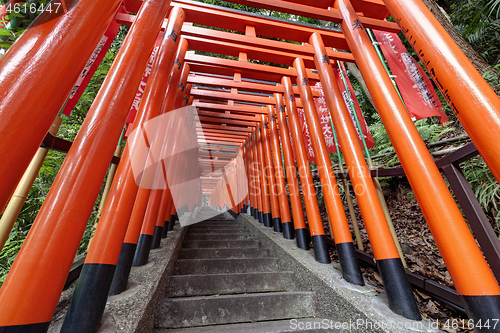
[155,318,348,333]
[157,291,316,328]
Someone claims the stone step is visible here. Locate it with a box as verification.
[189,224,244,229]
[168,272,294,297]
[188,225,245,230]
[184,234,253,241]
[178,248,269,259]
[186,229,251,235]
[194,220,241,224]
[174,258,280,275]
[182,240,260,249]
[156,318,348,333]
[157,291,316,328]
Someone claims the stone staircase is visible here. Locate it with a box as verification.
[155,210,333,332]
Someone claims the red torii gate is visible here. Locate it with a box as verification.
[0,0,499,332]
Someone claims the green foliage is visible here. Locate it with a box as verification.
[449,0,500,67]
[0,0,49,54]
[482,61,500,88]
[461,157,500,235]
[368,114,456,167]
[488,0,500,18]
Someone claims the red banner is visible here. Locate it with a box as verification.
[311,83,339,154]
[296,107,316,163]
[331,65,375,150]
[62,7,126,116]
[372,29,448,125]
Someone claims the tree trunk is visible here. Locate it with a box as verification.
[346,62,377,110]
[421,0,499,93]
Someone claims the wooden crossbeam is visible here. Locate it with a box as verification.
[197,115,257,127]
[205,0,398,32]
[196,123,254,133]
[181,25,354,63]
[193,101,266,114]
[191,87,274,105]
[199,151,238,158]
[198,110,259,122]
[199,139,242,146]
[183,35,347,68]
[197,128,250,138]
[198,133,245,141]
[185,53,319,83]
[115,16,356,64]
[198,136,246,143]
[121,0,397,45]
[188,75,319,97]
[191,88,304,108]
[198,146,240,153]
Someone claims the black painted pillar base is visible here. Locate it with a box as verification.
[109,242,137,296]
[132,234,153,267]
[161,221,169,238]
[151,226,163,249]
[258,211,264,223]
[272,217,282,233]
[250,207,255,217]
[336,242,364,286]
[295,228,310,250]
[461,295,500,333]
[377,258,421,321]
[263,213,273,228]
[311,234,331,264]
[0,322,50,333]
[60,263,116,333]
[281,222,294,239]
[168,214,176,231]
[253,209,258,219]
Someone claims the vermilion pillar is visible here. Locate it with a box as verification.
[257,124,273,227]
[252,129,264,223]
[163,195,175,235]
[246,139,252,214]
[109,33,187,295]
[336,0,500,322]
[152,65,192,248]
[311,33,418,299]
[274,94,309,248]
[384,0,500,185]
[268,103,294,239]
[245,134,254,216]
[134,61,192,265]
[294,58,362,278]
[282,77,329,263]
[0,1,175,332]
[59,8,186,333]
[0,0,123,214]
[242,142,250,214]
[248,133,259,219]
[261,113,283,232]
[157,183,173,239]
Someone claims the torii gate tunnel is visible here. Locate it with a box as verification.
[0,0,500,332]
